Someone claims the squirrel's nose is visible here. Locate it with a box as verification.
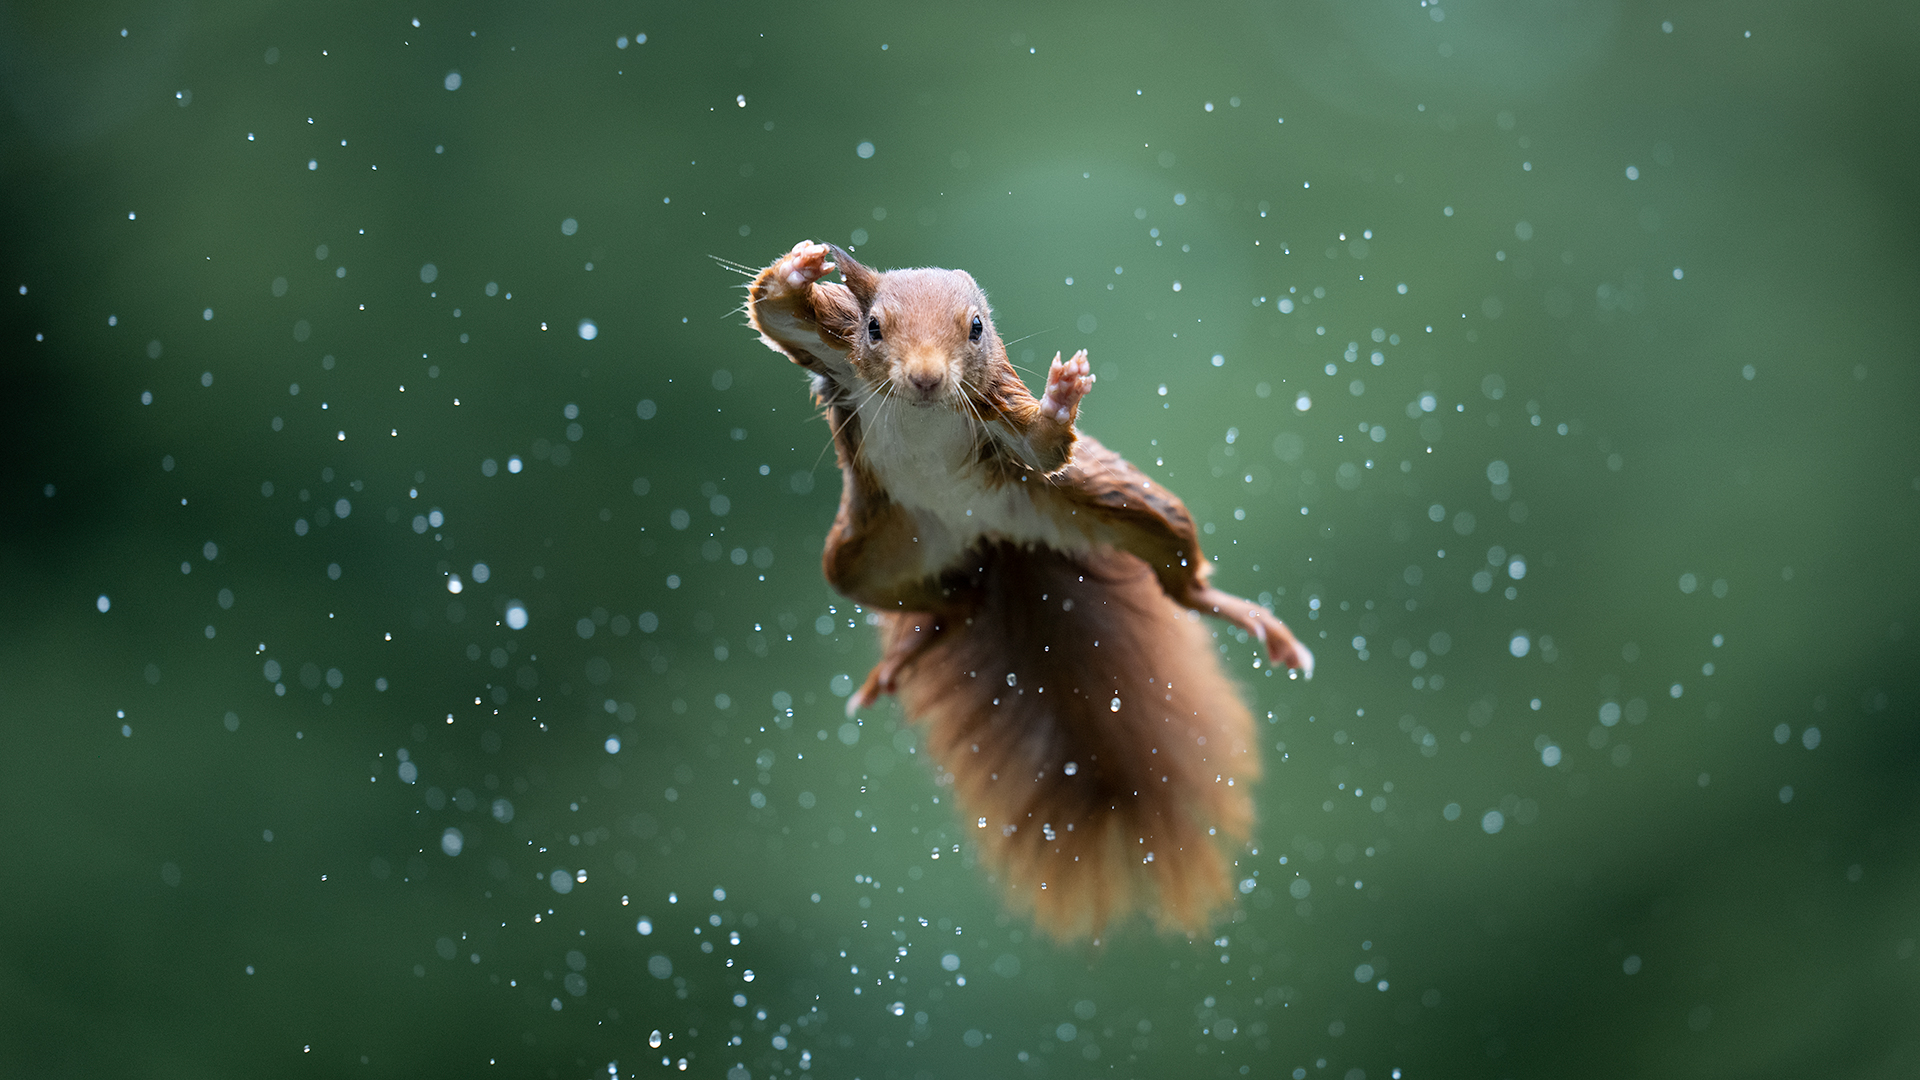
[906,370,943,394]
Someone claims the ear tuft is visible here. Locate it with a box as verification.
[826,243,880,307]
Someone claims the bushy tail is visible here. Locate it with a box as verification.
[884,542,1258,939]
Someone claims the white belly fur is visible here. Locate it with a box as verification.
[855,397,1090,576]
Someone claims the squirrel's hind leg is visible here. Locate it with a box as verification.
[1183,584,1315,679]
[1056,437,1313,678]
[849,611,946,716]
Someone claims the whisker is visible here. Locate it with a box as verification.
[1001,327,1056,350]
[809,436,836,474]
[708,254,759,277]
[1000,328,1059,376]
[958,390,989,456]
[811,375,891,473]
[810,408,850,473]
[849,375,891,417]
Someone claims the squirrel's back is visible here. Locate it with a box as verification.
[883,541,1258,939]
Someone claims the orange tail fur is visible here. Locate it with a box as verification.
[882,542,1259,939]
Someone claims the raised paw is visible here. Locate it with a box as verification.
[766,240,835,297]
[1038,349,1095,423]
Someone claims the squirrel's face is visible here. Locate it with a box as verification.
[847,267,1003,408]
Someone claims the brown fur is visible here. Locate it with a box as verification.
[883,542,1258,938]
[743,241,1312,940]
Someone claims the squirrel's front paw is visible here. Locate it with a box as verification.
[766,240,835,296]
[1039,349,1095,422]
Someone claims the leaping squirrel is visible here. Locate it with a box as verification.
[746,241,1313,938]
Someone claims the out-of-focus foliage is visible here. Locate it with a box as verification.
[2,3,1916,1077]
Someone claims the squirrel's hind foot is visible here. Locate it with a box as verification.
[847,611,945,717]
[846,682,878,717]
[847,665,892,717]
[1189,585,1315,679]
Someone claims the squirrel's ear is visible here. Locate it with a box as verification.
[826,244,879,307]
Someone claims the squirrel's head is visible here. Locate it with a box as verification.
[827,245,1005,408]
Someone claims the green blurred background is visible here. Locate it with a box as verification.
[3,2,1917,1077]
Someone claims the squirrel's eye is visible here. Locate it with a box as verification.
[866,316,882,343]
[969,314,983,343]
